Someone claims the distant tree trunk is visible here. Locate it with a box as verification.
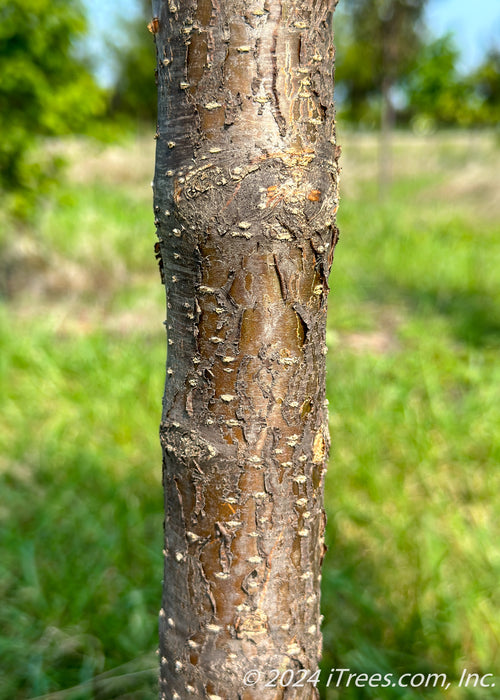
[379,74,394,196]
[378,18,395,197]
[152,0,340,697]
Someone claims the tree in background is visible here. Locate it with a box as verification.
[109,0,157,125]
[335,0,427,191]
[335,0,427,126]
[153,0,340,696]
[470,47,500,126]
[337,0,426,193]
[404,36,500,130]
[0,0,105,216]
[405,34,476,129]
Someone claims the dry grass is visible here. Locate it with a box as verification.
[339,129,500,219]
[50,134,156,190]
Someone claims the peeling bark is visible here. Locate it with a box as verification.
[153,0,340,697]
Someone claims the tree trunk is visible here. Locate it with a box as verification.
[152,1,340,697]
[378,14,397,197]
[379,73,394,197]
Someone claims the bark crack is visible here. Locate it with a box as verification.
[270,4,287,137]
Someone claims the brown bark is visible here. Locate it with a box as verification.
[152,0,340,697]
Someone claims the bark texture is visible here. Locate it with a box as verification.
[153,1,340,697]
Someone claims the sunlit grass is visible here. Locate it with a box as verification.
[0,131,499,698]
[321,132,500,698]
[0,316,163,698]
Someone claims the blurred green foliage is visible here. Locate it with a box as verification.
[470,48,500,126]
[406,37,500,129]
[405,34,475,128]
[109,0,157,126]
[0,0,106,217]
[334,0,427,126]
[334,3,500,129]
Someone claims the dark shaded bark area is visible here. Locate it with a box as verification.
[153,0,339,697]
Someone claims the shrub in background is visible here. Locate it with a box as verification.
[0,0,106,218]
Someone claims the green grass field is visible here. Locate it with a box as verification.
[1,130,499,699]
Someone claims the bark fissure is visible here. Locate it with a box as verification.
[154,0,339,697]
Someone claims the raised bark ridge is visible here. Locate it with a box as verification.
[153,1,339,697]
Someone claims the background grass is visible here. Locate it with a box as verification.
[1,130,499,699]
